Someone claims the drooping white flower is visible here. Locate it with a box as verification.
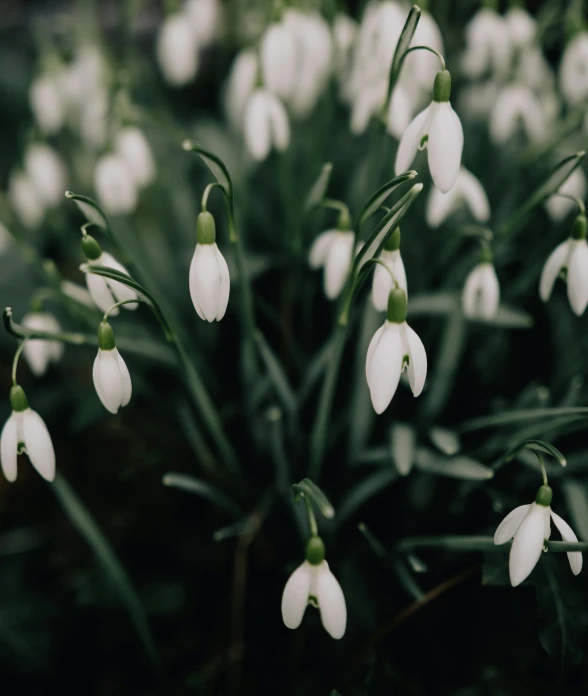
[185,0,222,47]
[8,171,44,229]
[309,225,355,301]
[60,280,95,308]
[489,84,549,145]
[157,12,199,87]
[461,8,512,79]
[22,313,64,377]
[462,260,500,320]
[332,13,357,81]
[366,287,427,414]
[189,212,230,322]
[24,143,67,208]
[559,31,588,105]
[494,485,582,587]
[93,322,132,414]
[545,168,587,222]
[224,49,259,132]
[93,153,138,215]
[115,127,156,188]
[371,227,407,311]
[259,20,298,102]
[281,537,346,640]
[504,7,536,49]
[80,234,139,315]
[395,70,463,193]
[244,89,290,162]
[539,215,588,316]
[0,386,55,482]
[426,167,490,228]
[29,73,66,135]
[79,88,109,150]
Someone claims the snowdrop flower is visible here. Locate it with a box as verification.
[309,214,355,301]
[494,485,582,587]
[157,12,199,87]
[61,280,95,308]
[185,0,221,47]
[332,13,357,81]
[395,70,463,193]
[79,88,109,150]
[371,227,407,311]
[539,214,588,316]
[8,171,44,229]
[366,287,427,414]
[385,85,413,140]
[1,385,55,482]
[224,49,259,132]
[29,73,66,135]
[244,89,290,162]
[260,20,297,102]
[545,168,587,222]
[22,313,64,377]
[489,85,549,145]
[24,143,67,208]
[426,167,490,228]
[81,234,139,315]
[281,536,346,640]
[504,7,536,49]
[189,212,230,322]
[462,254,500,320]
[93,322,132,414]
[115,128,156,188]
[461,8,512,79]
[559,32,588,105]
[94,153,138,215]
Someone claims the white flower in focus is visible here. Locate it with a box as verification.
[244,89,290,162]
[157,13,199,87]
[461,8,512,79]
[22,313,64,377]
[539,215,588,316]
[115,127,156,188]
[8,171,44,229]
[185,0,222,47]
[494,485,582,587]
[366,288,427,414]
[371,227,407,311]
[93,322,132,414]
[260,20,297,102]
[281,537,346,639]
[81,235,139,315]
[426,167,490,228]
[94,153,138,215]
[1,386,55,482]
[24,143,67,208]
[462,261,500,320]
[489,84,548,145]
[29,74,66,135]
[545,168,587,222]
[224,49,259,132]
[189,212,230,322]
[395,70,463,193]
[559,32,588,105]
[504,7,536,49]
[309,227,355,300]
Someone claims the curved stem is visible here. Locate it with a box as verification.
[549,192,585,215]
[401,45,446,71]
[103,298,146,322]
[364,257,399,288]
[536,453,549,487]
[12,340,26,386]
[322,199,352,223]
[302,494,318,537]
[201,182,225,212]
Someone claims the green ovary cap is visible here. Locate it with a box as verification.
[384,227,401,252]
[10,385,28,412]
[433,70,451,102]
[81,234,102,260]
[535,485,553,507]
[337,207,352,231]
[571,214,587,240]
[196,211,216,245]
[306,535,326,565]
[387,287,407,323]
[98,321,116,351]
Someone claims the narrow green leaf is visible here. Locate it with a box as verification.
[356,171,417,230]
[336,467,399,527]
[415,448,494,480]
[563,480,588,542]
[493,439,567,471]
[480,304,534,329]
[65,191,109,229]
[52,475,161,672]
[182,140,233,198]
[254,332,298,425]
[408,292,456,316]
[384,5,422,109]
[292,478,335,519]
[459,407,588,433]
[162,473,243,517]
[303,162,333,216]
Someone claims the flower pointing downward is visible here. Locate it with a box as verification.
[462,252,500,321]
[494,485,582,587]
[366,287,427,414]
[93,322,132,415]
[309,213,356,301]
[395,70,463,193]
[371,227,407,311]
[281,536,346,639]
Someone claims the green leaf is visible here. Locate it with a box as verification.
[384,5,422,109]
[356,171,417,230]
[65,191,110,230]
[414,448,494,480]
[182,140,233,199]
[562,480,588,542]
[493,439,567,472]
[303,162,333,216]
[52,474,161,672]
[458,407,588,433]
[479,304,534,329]
[292,478,335,519]
[254,332,298,426]
[336,467,399,527]
[162,473,243,517]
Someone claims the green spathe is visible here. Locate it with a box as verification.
[384,227,401,252]
[81,235,102,261]
[98,321,116,351]
[571,214,587,240]
[535,485,553,507]
[197,211,217,245]
[306,535,326,565]
[387,287,407,323]
[433,70,451,103]
[10,385,28,412]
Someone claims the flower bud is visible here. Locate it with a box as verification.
[81,234,102,261]
[305,536,326,565]
[9,385,28,412]
[196,211,217,245]
[386,287,407,323]
[535,485,553,507]
[384,227,401,252]
[571,214,587,241]
[433,69,451,102]
[97,321,116,351]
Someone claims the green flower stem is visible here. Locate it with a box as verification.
[400,45,446,71]
[103,298,146,323]
[11,340,26,386]
[201,182,225,212]
[396,535,588,553]
[301,493,318,537]
[537,454,549,486]
[551,192,585,215]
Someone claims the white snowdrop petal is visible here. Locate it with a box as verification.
[86,272,117,314]
[428,103,463,193]
[267,95,290,152]
[462,266,482,318]
[391,252,408,295]
[94,350,124,414]
[480,265,500,319]
[115,128,156,187]
[395,105,431,175]
[403,323,427,397]
[426,187,456,228]
[539,241,569,303]
[494,504,532,545]
[324,234,354,300]
[567,241,588,316]
[260,23,297,100]
[100,253,138,307]
[315,562,346,640]
[460,168,490,222]
[22,409,55,482]
[193,244,223,322]
[371,262,393,312]
[0,413,18,482]
[368,323,403,414]
[550,510,583,575]
[157,13,199,87]
[114,348,132,408]
[189,246,206,320]
[365,323,385,382]
[215,246,231,321]
[309,231,336,268]
[509,503,550,587]
[245,91,271,162]
[281,561,312,630]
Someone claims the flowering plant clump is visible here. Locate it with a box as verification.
[1,0,588,692]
